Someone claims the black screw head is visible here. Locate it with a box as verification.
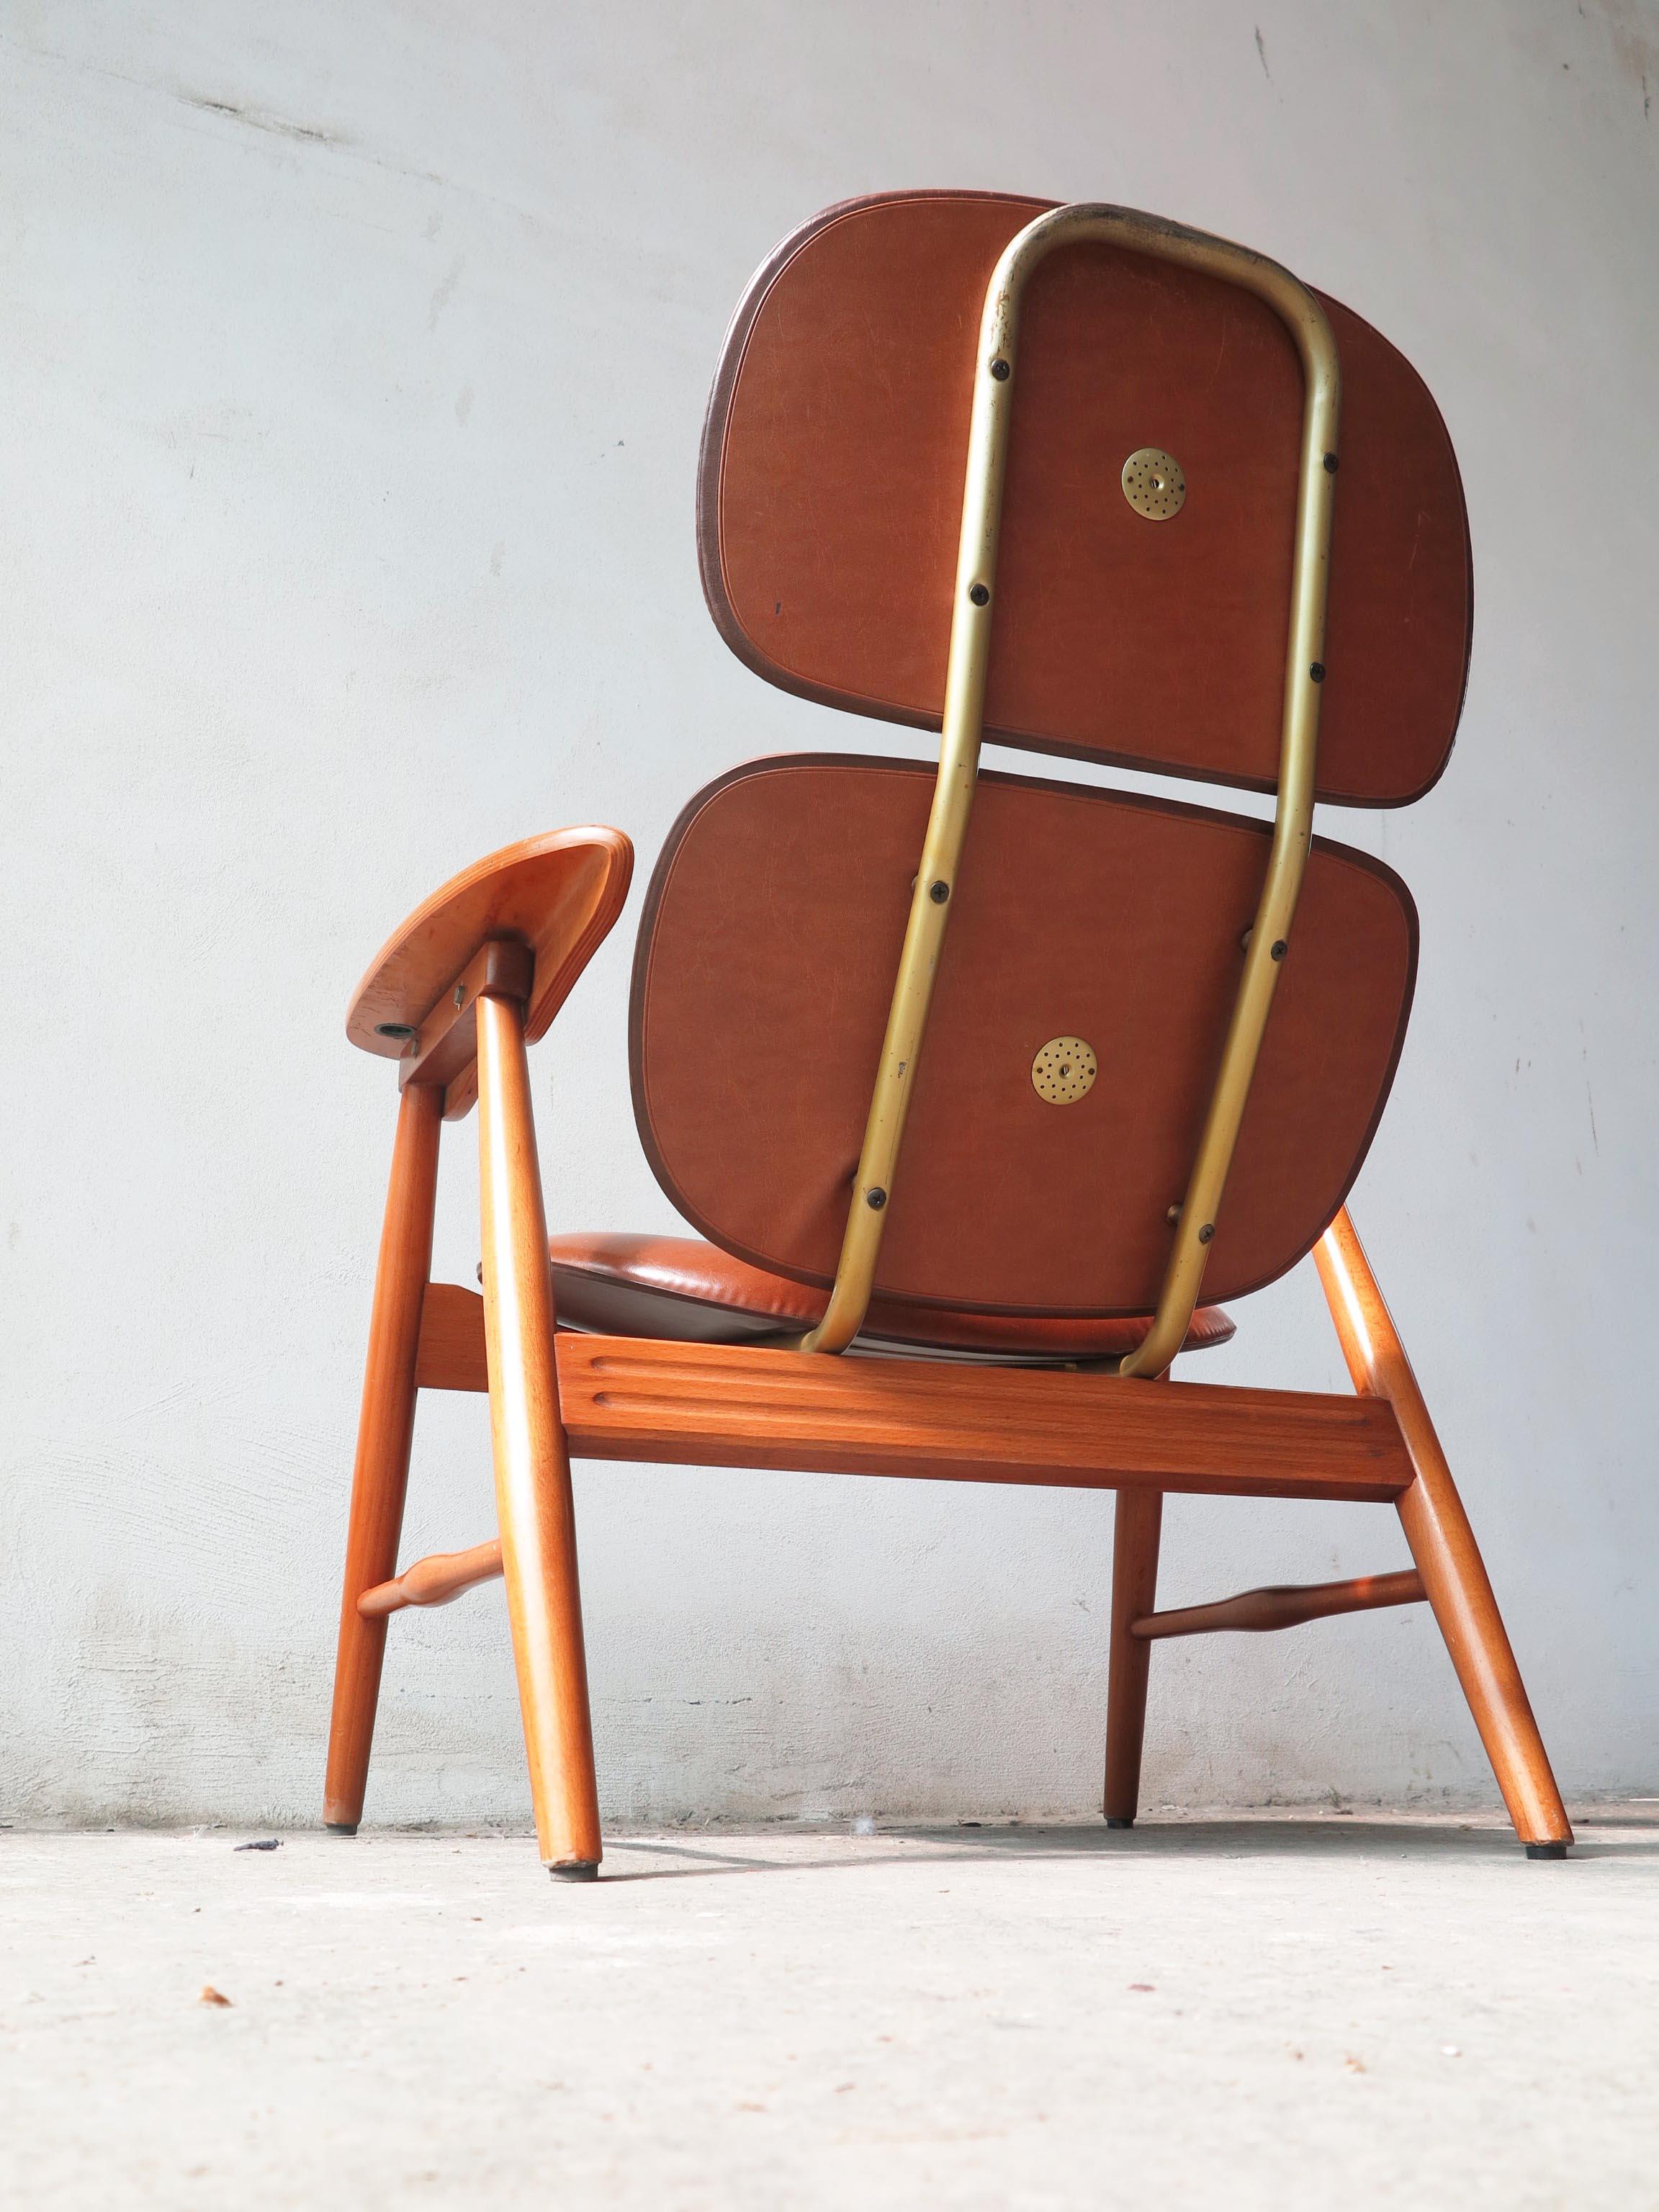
[1270,939,1287,961]
[968,583,990,607]
[374,1022,416,1040]
[989,357,1011,381]
[1309,661,1326,683]
[1197,1223,1215,1245]
[1323,451,1339,473]
[866,1187,888,1210]
[928,879,950,904]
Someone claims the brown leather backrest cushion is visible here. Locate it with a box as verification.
[631,758,1416,1314]
[701,192,1471,808]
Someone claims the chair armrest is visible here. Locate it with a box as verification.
[346,826,634,1115]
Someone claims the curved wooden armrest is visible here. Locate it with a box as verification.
[346,825,634,1116]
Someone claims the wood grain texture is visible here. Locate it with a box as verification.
[395,938,534,1102]
[476,986,602,1874]
[410,1305,1410,1503]
[1131,1568,1424,1640]
[347,826,632,1119]
[552,1336,1413,1503]
[1103,1480,1163,1825]
[415,1282,490,1393]
[323,1081,443,1832]
[1315,1210,1572,1849]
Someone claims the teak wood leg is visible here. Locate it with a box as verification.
[1104,1485,1164,1826]
[1315,1210,1572,1856]
[475,984,603,1879]
[324,1080,444,1833]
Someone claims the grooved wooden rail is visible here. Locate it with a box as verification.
[412,1288,1413,1501]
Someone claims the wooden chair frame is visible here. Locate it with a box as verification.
[323,934,1571,1871]
[324,205,1571,1874]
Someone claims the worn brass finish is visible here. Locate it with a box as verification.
[801,203,1340,1360]
[1121,446,1186,519]
[1032,1036,1098,1105]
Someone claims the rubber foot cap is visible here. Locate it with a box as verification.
[1525,1842,1568,1860]
[325,1823,359,1836]
[1106,1818,1134,1830]
[549,1860,600,1883]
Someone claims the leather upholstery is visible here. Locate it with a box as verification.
[549,1232,1234,1364]
[631,756,1415,1314]
[701,191,1471,809]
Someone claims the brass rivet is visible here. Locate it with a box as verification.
[1122,446,1186,521]
[968,582,990,606]
[1032,1035,1098,1105]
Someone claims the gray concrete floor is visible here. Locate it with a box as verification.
[2,1809,1655,2209]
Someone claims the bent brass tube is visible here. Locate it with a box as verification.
[802,204,1339,1364]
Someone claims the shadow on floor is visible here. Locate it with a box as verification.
[594,1812,1658,1881]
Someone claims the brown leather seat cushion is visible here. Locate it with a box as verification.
[548,1232,1233,1364]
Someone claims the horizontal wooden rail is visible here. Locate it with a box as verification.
[412,1293,1414,1503]
[556,1336,1412,1503]
[358,1539,504,1616]
[1131,1568,1425,1641]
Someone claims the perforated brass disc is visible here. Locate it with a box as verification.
[1121,447,1186,521]
[1032,1036,1097,1105]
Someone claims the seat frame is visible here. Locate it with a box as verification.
[323,927,1572,1871]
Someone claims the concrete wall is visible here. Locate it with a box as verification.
[4,0,1655,1830]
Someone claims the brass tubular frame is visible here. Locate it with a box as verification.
[801,203,1340,1363]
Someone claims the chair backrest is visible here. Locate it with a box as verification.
[699,190,1470,807]
[634,192,1465,1316]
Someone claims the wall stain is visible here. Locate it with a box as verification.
[428,256,467,333]
[176,91,342,148]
